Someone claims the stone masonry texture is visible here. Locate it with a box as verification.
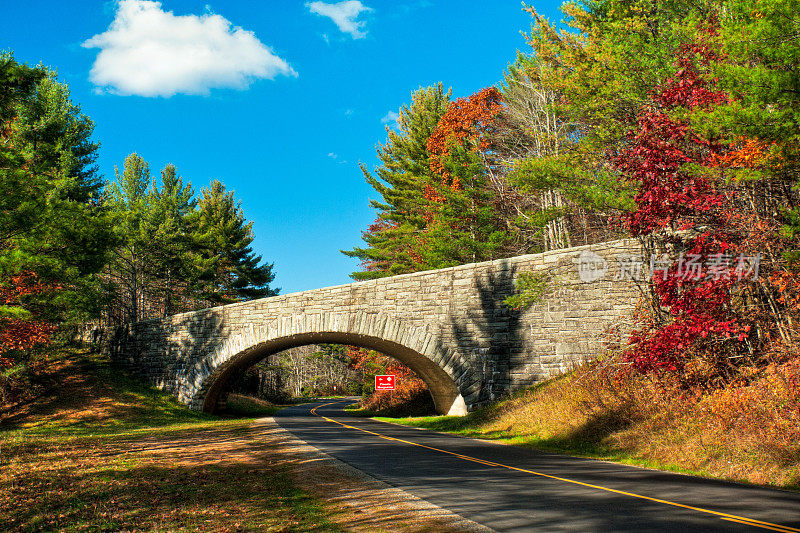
[109,239,642,415]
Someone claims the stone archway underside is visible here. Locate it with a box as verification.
[199,331,467,416]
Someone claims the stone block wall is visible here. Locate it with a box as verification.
[110,239,642,414]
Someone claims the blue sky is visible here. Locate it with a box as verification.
[2,0,562,294]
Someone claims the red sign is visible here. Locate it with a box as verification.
[375,375,396,390]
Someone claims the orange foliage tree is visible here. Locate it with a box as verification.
[426,87,503,189]
[0,272,57,369]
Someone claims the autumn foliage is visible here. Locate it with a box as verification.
[473,354,800,487]
[426,87,503,188]
[707,137,779,170]
[346,346,434,415]
[618,43,765,375]
[0,272,56,369]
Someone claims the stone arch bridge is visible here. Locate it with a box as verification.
[110,240,641,416]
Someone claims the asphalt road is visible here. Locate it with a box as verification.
[274,399,800,532]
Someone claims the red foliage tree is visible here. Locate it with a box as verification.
[619,44,752,373]
[346,346,429,412]
[346,346,419,380]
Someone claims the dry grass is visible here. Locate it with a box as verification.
[383,357,800,490]
[2,420,335,531]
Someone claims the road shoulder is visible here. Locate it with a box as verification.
[261,415,494,533]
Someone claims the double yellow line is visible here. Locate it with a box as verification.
[310,401,798,533]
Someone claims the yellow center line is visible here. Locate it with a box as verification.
[721,518,799,533]
[309,401,798,533]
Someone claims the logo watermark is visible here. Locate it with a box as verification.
[576,252,761,282]
[576,250,609,282]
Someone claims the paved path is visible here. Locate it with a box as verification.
[275,399,800,532]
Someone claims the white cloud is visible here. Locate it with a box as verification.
[83,0,296,97]
[306,1,372,39]
[328,151,347,163]
[381,110,400,129]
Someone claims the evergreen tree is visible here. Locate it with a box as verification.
[706,0,800,261]
[0,55,47,282]
[105,153,151,323]
[194,180,277,303]
[0,53,112,321]
[418,142,509,268]
[104,156,278,320]
[0,53,112,385]
[343,84,451,279]
[144,164,197,317]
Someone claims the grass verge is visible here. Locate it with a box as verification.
[0,346,338,532]
[222,393,283,417]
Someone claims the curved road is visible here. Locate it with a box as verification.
[275,399,800,532]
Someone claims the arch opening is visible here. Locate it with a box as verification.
[199,331,467,416]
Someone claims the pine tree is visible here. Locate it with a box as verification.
[708,0,800,262]
[0,53,112,383]
[105,153,151,323]
[0,56,46,283]
[0,54,112,318]
[144,164,197,317]
[343,84,451,279]
[194,180,277,304]
[418,142,509,268]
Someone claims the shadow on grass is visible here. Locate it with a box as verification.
[0,347,214,438]
[1,430,337,532]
